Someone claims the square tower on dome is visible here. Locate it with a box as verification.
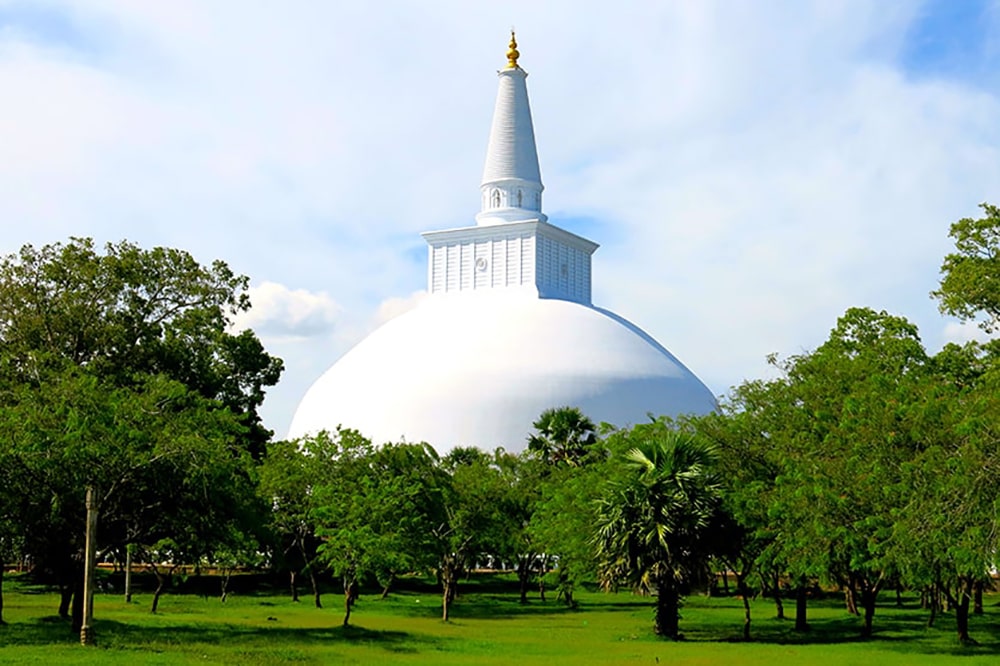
[422,222,597,304]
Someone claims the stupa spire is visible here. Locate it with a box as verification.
[475,32,546,226]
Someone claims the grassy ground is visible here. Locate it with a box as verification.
[2,573,999,665]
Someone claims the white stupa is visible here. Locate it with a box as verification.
[289,34,716,452]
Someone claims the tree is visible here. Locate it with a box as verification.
[594,426,722,639]
[0,237,283,458]
[524,407,611,607]
[685,406,781,640]
[889,342,1000,644]
[362,442,450,599]
[259,435,341,608]
[306,428,375,626]
[933,203,1000,331]
[527,406,598,467]
[527,452,610,607]
[434,450,516,621]
[490,450,547,604]
[760,308,928,638]
[308,431,449,628]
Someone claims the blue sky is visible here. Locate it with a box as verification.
[900,1,999,82]
[1,1,999,438]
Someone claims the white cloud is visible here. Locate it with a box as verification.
[2,1,999,433]
[231,281,340,341]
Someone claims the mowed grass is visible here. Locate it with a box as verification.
[2,573,1000,665]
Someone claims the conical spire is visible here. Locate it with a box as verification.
[475,32,546,226]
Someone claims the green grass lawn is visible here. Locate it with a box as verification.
[2,573,999,665]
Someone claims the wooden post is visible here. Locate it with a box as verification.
[80,486,97,646]
[124,545,132,603]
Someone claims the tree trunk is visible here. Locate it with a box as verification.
[441,573,452,622]
[736,573,751,641]
[859,585,879,638]
[150,564,169,614]
[955,593,972,645]
[220,570,231,603]
[0,557,6,625]
[440,555,459,622]
[71,574,83,634]
[844,582,858,616]
[289,570,299,602]
[296,539,321,608]
[517,556,530,604]
[953,578,976,645]
[59,583,73,619]
[556,570,575,608]
[442,582,450,622]
[772,572,784,620]
[795,583,809,632]
[654,576,681,640]
[308,568,322,608]
[342,576,357,628]
[380,574,394,600]
[151,580,164,614]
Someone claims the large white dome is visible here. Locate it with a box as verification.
[288,292,716,452]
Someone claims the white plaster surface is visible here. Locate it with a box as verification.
[288,291,717,452]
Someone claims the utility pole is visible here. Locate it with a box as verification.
[80,486,97,646]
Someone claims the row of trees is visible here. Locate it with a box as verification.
[676,203,1000,644]
[2,203,1000,645]
[0,238,283,637]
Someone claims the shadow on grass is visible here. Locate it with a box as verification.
[675,596,1000,658]
[376,595,579,621]
[0,615,443,655]
[378,589,645,621]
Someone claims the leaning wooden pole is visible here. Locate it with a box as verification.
[80,486,97,646]
[124,545,133,603]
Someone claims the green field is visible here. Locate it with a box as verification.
[2,574,999,665]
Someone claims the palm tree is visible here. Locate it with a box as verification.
[527,406,597,467]
[594,428,721,639]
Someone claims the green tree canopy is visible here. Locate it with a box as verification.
[933,203,1000,331]
[0,237,282,458]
